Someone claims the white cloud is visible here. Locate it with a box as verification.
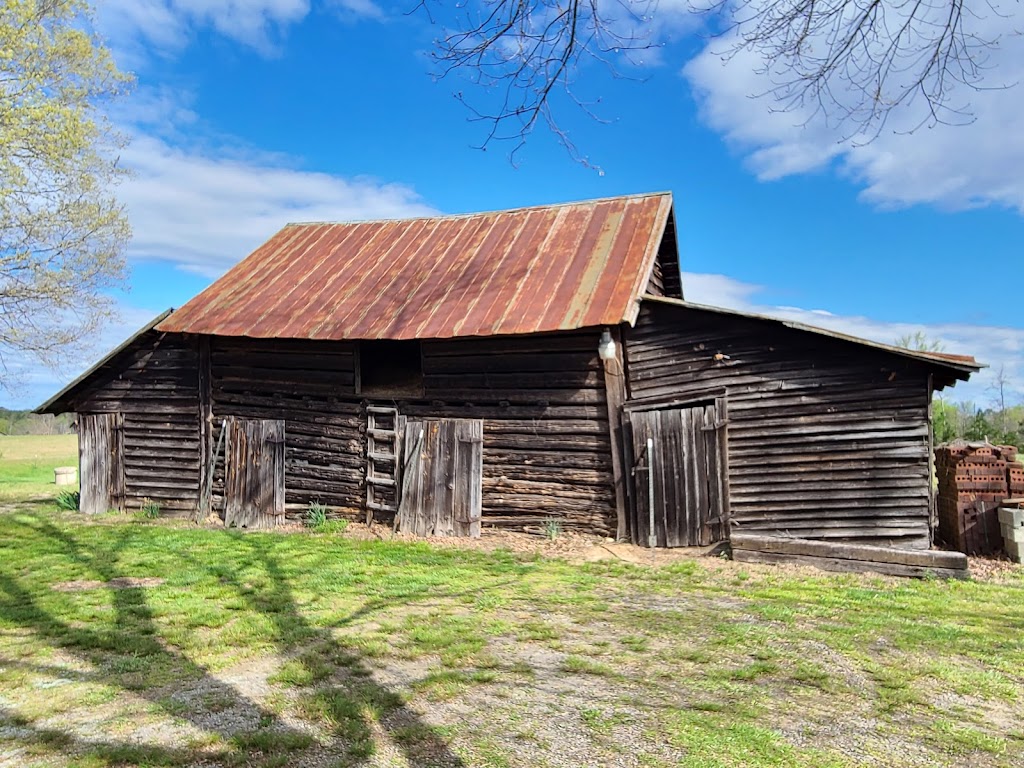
[120,133,435,278]
[98,0,383,59]
[328,0,384,22]
[684,271,1021,405]
[683,7,1024,212]
[112,87,435,278]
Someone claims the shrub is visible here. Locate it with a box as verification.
[543,517,562,541]
[55,490,80,511]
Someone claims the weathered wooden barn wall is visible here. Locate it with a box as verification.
[416,331,615,535]
[205,330,616,534]
[69,331,201,514]
[624,303,934,549]
[208,337,362,517]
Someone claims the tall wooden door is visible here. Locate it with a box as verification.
[78,413,125,514]
[628,402,729,547]
[397,419,483,537]
[224,417,285,529]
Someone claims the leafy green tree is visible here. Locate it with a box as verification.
[932,399,959,445]
[0,0,131,373]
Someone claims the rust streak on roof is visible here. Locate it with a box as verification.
[158,192,675,341]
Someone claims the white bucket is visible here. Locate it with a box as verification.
[54,467,77,486]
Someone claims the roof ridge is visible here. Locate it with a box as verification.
[282,191,674,228]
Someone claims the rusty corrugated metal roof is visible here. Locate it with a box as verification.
[158,193,674,340]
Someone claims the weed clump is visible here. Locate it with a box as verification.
[137,498,161,519]
[305,501,328,529]
[55,489,80,511]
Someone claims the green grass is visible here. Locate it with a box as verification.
[0,437,1021,767]
[0,434,77,502]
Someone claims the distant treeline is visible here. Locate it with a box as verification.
[0,409,74,436]
[934,401,1024,449]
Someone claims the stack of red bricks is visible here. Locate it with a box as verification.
[935,441,1021,555]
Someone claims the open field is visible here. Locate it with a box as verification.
[0,435,77,502]
[0,436,1022,767]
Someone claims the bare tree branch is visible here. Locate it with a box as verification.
[427,0,661,166]
[425,0,1019,160]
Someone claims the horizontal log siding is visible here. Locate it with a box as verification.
[208,332,616,533]
[70,332,201,513]
[419,332,615,535]
[625,305,933,549]
[209,337,362,519]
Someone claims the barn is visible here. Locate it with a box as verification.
[37,192,979,559]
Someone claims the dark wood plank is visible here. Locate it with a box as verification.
[732,549,968,579]
[730,533,966,567]
[453,420,483,537]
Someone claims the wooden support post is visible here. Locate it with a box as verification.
[927,374,936,548]
[602,326,630,541]
[197,335,213,517]
[715,396,732,539]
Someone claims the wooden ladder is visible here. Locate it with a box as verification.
[365,406,401,524]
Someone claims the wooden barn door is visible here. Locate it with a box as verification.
[224,417,285,529]
[78,413,125,514]
[397,419,482,537]
[628,402,728,547]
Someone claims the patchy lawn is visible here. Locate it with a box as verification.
[0,435,77,503]
[0,502,1021,765]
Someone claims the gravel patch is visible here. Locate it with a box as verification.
[51,577,166,592]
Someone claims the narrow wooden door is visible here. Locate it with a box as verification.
[78,413,125,514]
[224,417,285,529]
[628,403,728,547]
[397,419,483,537]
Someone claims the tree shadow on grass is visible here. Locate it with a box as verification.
[209,532,478,765]
[0,514,473,766]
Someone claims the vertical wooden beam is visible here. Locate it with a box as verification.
[927,373,936,548]
[353,342,362,395]
[197,335,213,516]
[602,326,629,541]
[111,413,125,513]
[715,396,732,541]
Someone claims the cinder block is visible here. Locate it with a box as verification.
[998,507,1024,527]
[1002,524,1024,543]
[1005,539,1023,563]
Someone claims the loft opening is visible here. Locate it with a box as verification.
[357,340,423,397]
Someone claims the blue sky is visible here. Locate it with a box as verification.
[6,0,1024,408]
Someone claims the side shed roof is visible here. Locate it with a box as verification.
[642,295,981,390]
[157,192,675,341]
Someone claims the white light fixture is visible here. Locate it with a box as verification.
[598,328,616,361]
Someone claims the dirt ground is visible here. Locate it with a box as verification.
[283,520,1020,583]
